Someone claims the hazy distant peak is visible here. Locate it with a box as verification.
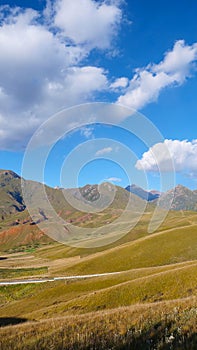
[125,184,160,201]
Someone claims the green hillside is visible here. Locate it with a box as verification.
[64,224,197,275]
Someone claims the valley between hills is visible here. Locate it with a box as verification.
[0,169,197,349]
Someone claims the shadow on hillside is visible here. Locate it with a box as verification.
[0,317,28,327]
[0,257,7,260]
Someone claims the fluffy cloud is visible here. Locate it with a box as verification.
[136,139,197,177]
[53,0,122,49]
[0,1,122,150]
[110,77,129,90]
[117,40,197,110]
[1,2,197,152]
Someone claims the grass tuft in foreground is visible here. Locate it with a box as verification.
[0,298,196,350]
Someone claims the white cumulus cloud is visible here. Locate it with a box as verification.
[117,40,197,110]
[136,139,197,177]
[1,2,197,152]
[53,0,122,49]
[0,1,122,150]
[110,77,129,90]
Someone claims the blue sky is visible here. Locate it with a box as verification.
[0,0,197,190]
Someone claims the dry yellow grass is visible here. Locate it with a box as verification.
[0,212,197,349]
[0,260,196,321]
[63,224,197,275]
[0,297,196,349]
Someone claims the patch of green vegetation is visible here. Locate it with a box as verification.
[0,283,43,305]
[6,243,44,254]
[0,267,48,279]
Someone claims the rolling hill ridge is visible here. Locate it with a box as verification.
[1,169,197,216]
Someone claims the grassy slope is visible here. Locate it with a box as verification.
[0,297,196,350]
[62,263,197,314]
[0,213,197,349]
[0,260,196,320]
[33,210,197,261]
[62,224,197,275]
[1,171,197,349]
[1,196,197,256]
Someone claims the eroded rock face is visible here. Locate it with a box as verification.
[0,170,25,216]
[79,184,100,202]
[158,185,197,211]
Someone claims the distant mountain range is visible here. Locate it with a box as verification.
[0,170,144,220]
[0,170,25,217]
[125,184,161,201]
[158,184,197,211]
[1,169,197,253]
[0,170,197,217]
[126,183,197,211]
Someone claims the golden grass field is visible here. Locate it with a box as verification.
[0,209,197,349]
